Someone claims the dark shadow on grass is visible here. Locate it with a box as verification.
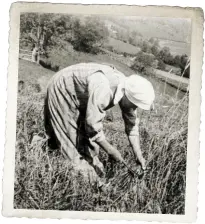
[39,59,59,72]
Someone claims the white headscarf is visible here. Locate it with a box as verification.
[113,74,155,110]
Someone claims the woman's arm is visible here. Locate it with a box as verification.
[97,139,125,163]
[119,99,146,170]
[128,135,146,170]
[85,72,126,163]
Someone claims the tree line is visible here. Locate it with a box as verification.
[130,38,190,78]
[20,13,109,63]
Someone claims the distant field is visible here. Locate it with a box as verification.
[158,39,191,56]
[104,37,190,57]
[104,37,141,55]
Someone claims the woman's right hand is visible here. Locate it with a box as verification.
[137,157,146,171]
[109,147,124,162]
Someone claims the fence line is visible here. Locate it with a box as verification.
[20,49,32,53]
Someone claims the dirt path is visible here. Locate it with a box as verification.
[146,67,189,92]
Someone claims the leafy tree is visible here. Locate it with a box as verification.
[131,50,156,72]
[128,30,142,46]
[158,47,175,65]
[153,39,160,48]
[140,41,152,53]
[157,59,166,70]
[149,37,155,44]
[128,36,134,45]
[20,13,49,63]
[173,55,181,66]
[158,47,170,60]
[20,13,108,56]
[131,30,142,37]
[20,13,73,62]
[174,54,190,78]
[151,45,159,57]
[71,17,108,53]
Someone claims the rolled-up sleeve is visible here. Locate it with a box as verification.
[85,72,113,143]
[120,106,140,136]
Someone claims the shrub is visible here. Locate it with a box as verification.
[131,51,156,72]
[157,60,166,71]
[123,52,129,58]
[158,47,175,66]
[174,54,190,78]
[141,41,152,54]
[71,17,108,54]
[39,58,59,72]
[106,45,114,52]
[151,45,159,58]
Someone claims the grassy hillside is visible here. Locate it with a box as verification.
[18,59,55,95]
[15,57,188,214]
[44,44,135,76]
[104,37,141,55]
[18,59,54,83]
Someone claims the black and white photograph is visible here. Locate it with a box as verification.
[2,3,203,222]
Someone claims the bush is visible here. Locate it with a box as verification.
[158,47,175,66]
[174,54,190,78]
[140,41,152,54]
[151,45,159,58]
[71,17,108,54]
[123,52,129,58]
[131,51,156,72]
[106,45,114,52]
[39,59,59,72]
[157,60,166,71]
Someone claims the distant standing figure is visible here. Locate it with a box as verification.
[44,63,155,179]
[32,46,39,63]
[18,80,25,93]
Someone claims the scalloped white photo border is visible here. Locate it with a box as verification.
[2,2,204,222]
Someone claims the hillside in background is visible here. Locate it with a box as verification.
[19,12,191,79]
[101,16,191,56]
[103,16,191,43]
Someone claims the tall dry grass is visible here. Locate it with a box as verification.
[14,61,188,214]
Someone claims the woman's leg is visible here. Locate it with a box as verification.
[45,80,101,183]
